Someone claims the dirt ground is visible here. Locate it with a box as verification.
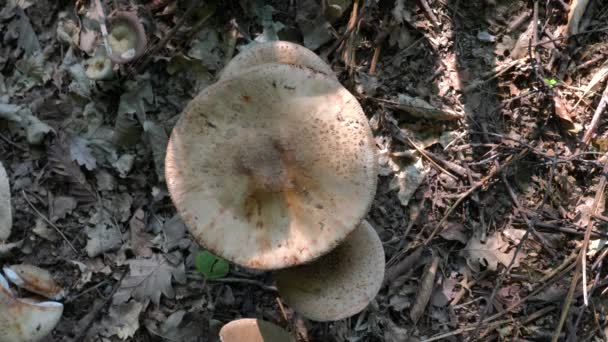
[1,0,608,341]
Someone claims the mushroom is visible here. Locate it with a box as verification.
[165,63,377,270]
[219,41,335,81]
[85,53,114,80]
[3,264,65,300]
[106,11,147,64]
[274,220,385,321]
[0,273,63,342]
[219,318,295,342]
[0,161,10,241]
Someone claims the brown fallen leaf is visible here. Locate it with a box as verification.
[554,89,582,132]
[410,255,439,324]
[129,208,153,258]
[461,232,524,272]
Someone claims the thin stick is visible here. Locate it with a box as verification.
[552,161,608,342]
[582,82,608,145]
[22,190,79,254]
[132,1,201,73]
[424,151,526,244]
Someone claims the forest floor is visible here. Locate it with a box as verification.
[1,0,608,341]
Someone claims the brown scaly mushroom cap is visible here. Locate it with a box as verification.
[219,318,295,342]
[165,63,377,270]
[0,273,63,342]
[107,11,147,64]
[274,220,385,321]
[3,264,65,300]
[219,41,335,81]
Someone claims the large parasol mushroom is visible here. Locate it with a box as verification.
[165,63,377,270]
[219,41,335,81]
[274,220,385,321]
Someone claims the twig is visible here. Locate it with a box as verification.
[0,132,27,151]
[132,1,201,73]
[473,164,556,335]
[402,134,457,179]
[70,271,127,342]
[532,26,608,46]
[418,0,440,29]
[582,82,608,145]
[552,161,608,342]
[424,151,526,244]
[22,190,79,254]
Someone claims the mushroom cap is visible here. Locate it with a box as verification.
[3,264,65,300]
[0,273,63,342]
[107,11,147,64]
[219,318,295,342]
[274,220,385,321]
[0,161,11,240]
[219,41,334,81]
[165,63,377,270]
[85,55,114,80]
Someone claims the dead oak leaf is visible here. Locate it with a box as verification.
[114,254,186,306]
[461,233,523,272]
[99,301,144,340]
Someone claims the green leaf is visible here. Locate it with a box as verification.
[195,250,229,279]
[543,78,558,88]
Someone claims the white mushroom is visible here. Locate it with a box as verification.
[274,220,385,321]
[165,63,377,270]
[0,162,10,241]
[0,273,63,342]
[219,41,335,81]
[3,264,65,300]
[107,11,147,64]
[219,318,294,342]
[85,54,114,80]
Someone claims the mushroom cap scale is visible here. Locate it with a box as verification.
[219,41,334,81]
[274,220,385,321]
[0,273,63,342]
[219,318,294,342]
[166,63,377,270]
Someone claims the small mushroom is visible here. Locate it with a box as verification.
[219,41,335,81]
[0,273,63,342]
[85,54,114,80]
[3,264,65,300]
[106,11,147,64]
[274,220,385,321]
[219,318,295,342]
[0,161,11,241]
[166,63,377,270]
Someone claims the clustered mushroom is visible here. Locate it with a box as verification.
[166,41,384,330]
[84,9,148,81]
[0,265,65,341]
